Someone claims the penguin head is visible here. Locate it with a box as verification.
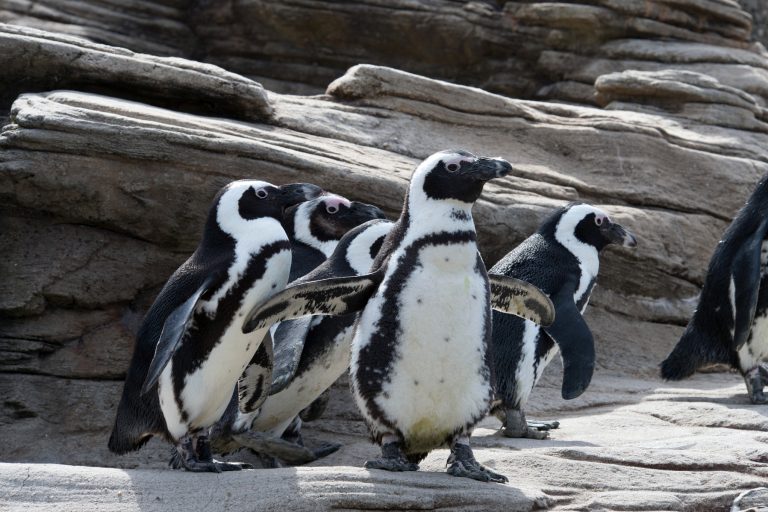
[552,203,637,252]
[409,150,513,206]
[287,194,387,252]
[212,180,323,237]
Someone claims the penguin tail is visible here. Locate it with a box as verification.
[107,416,152,455]
[660,323,727,381]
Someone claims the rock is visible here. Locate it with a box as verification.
[0,23,272,120]
[595,69,768,132]
[0,463,550,511]
[741,0,768,46]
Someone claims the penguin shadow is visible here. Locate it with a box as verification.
[473,423,598,450]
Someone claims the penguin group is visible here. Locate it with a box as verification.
[108,147,768,482]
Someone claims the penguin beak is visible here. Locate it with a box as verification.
[466,157,512,181]
[348,202,387,222]
[601,221,637,248]
[279,183,324,207]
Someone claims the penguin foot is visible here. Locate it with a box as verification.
[364,442,418,472]
[501,409,553,439]
[745,366,768,404]
[170,436,253,472]
[231,432,318,465]
[446,443,507,483]
[313,441,343,460]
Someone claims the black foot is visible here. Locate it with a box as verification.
[313,441,343,460]
[170,436,253,472]
[232,431,319,465]
[447,443,507,483]
[501,408,553,439]
[745,365,768,404]
[364,442,419,472]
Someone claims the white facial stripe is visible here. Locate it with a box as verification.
[555,204,604,303]
[202,180,287,315]
[293,199,338,257]
[345,221,394,274]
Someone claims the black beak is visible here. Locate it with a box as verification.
[279,183,324,207]
[466,157,513,181]
[349,202,387,222]
[601,221,637,248]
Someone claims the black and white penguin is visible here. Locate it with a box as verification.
[662,175,768,403]
[107,180,322,472]
[241,150,556,482]
[489,203,637,439]
[210,200,388,464]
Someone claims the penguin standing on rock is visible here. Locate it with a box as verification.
[108,180,322,472]
[210,198,387,464]
[662,176,768,403]
[242,150,555,482]
[489,203,637,439]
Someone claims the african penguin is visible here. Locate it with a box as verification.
[107,180,322,472]
[489,203,636,439]
[209,199,387,464]
[662,175,768,403]
[241,150,555,482]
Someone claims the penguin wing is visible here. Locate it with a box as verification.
[237,334,274,415]
[489,274,556,327]
[268,317,315,395]
[543,283,595,400]
[242,271,383,334]
[141,274,215,395]
[731,217,768,350]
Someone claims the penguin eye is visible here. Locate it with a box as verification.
[256,188,269,199]
[595,216,604,226]
[446,163,459,172]
[326,205,339,214]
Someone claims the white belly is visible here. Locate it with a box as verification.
[356,243,491,450]
[159,250,291,439]
[738,312,768,371]
[251,323,355,436]
[512,321,541,407]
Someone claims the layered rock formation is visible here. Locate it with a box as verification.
[2,0,768,509]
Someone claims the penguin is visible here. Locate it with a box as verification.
[489,203,637,439]
[107,180,322,472]
[209,202,388,464]
[662,175,768,404]
[241,150,557,482]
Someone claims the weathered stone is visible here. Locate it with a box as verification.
[0,23,272,120]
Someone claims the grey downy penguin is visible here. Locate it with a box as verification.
[108,180,322,471]
[241,150,556,482]
[662,175,768,403]
[490,203,636,439]
[209,197,387,464]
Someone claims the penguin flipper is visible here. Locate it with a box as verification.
[242,271,383,334]
[731,218,768,350]
[269,317,315,395]
[489,274,556,327]
[238,336,274,415]
[141,275,214,395]
[544,285,595,400]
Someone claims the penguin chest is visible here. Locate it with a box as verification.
[159,249,292,438]
[739,310,768,371]
[372,243,491,448]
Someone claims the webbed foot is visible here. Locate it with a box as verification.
[501,408,554,439]
[447,443,507,483]
[232,431,319,465]
[364,441,418,472]
[171,436,253,472]
[745,365,768,404]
